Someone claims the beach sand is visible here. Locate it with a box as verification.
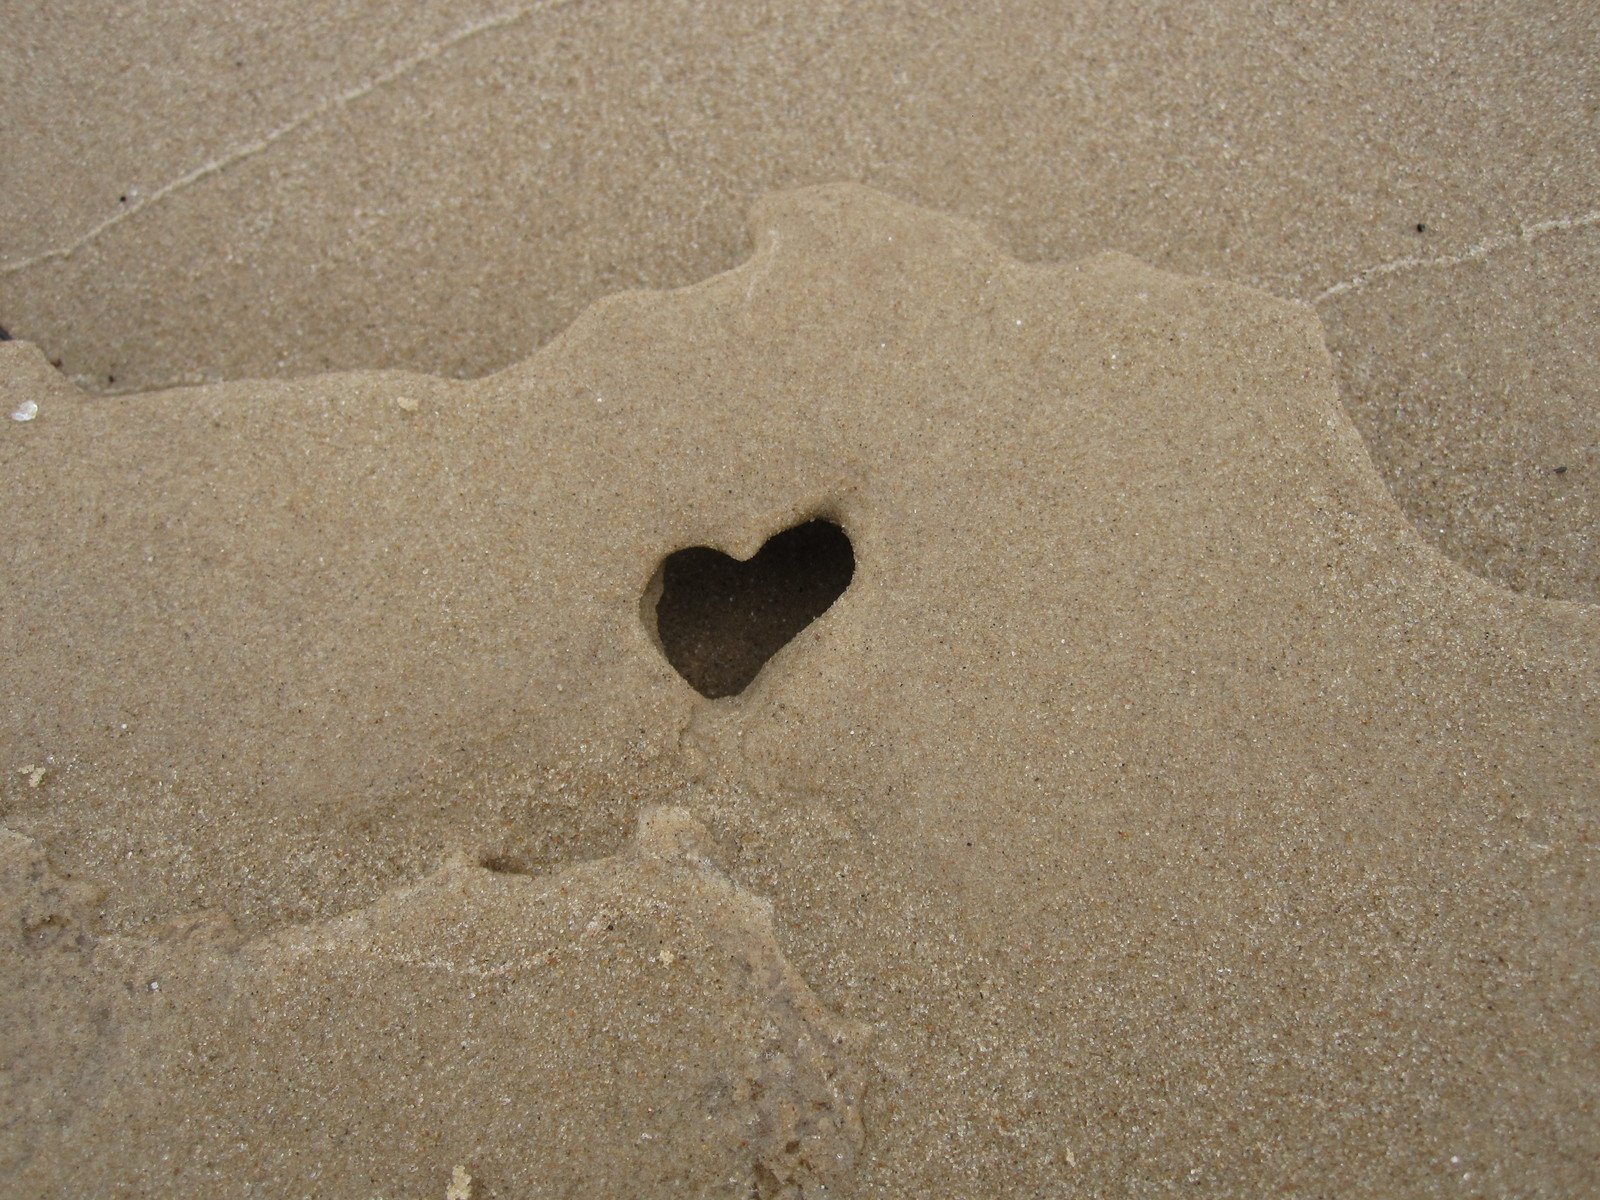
[2,184,1595,1196]
[0,0,1595,601]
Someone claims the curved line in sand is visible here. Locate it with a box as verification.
[0,0,588,277]
[1310,208,1600,304]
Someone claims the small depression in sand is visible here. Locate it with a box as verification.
[648,518,855,699]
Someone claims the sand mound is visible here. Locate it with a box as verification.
[2,185,1595,1196]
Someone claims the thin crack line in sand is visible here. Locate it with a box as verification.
[0,0,582,277]
[1311,209,1600,304]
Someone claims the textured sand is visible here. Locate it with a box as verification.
[0,0,1595,600]
[3,186,1595,1196]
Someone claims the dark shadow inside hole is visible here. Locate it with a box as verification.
[651,519,854,699]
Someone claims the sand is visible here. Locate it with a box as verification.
[1,0,1596,602]
[2,184,1595,1196]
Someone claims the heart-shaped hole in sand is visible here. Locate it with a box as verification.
[649,519,855,699]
